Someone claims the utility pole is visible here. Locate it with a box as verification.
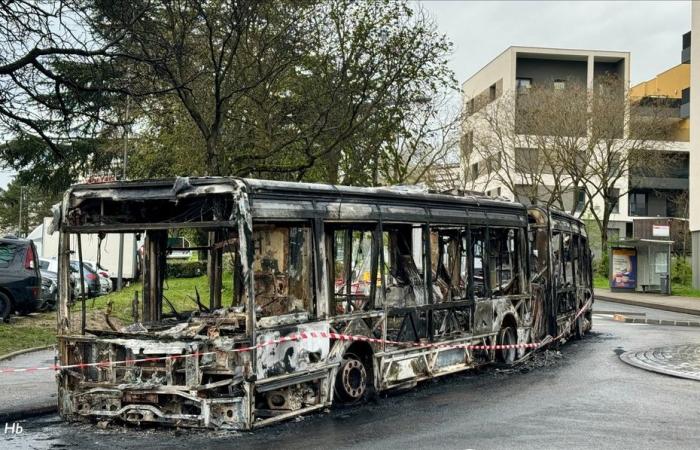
[17,185,23,237]
[117,95,131,291]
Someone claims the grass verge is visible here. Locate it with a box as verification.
[0,274,235,356]
[593,275,608,289]
[0,312,56,356]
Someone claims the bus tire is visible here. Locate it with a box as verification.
[574,309,586,339]
[497,326,517,365]
[334,353,369,403]
[0,292,12,323]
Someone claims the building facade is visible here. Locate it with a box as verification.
[690,4,700,288]
[461,46,690,249]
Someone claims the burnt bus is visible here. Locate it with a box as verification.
[54,178,593,430]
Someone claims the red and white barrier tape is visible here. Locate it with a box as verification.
[0,300,591,375]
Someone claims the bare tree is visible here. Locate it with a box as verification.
[379,91,462,187]
[464,74,678,254]
[570,75,676,254]
[468,87,583,207]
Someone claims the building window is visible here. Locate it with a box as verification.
[609,188,620,214]
[461,132,474,159]
[515,147,538,171]
[470,163,479,180]
[489,84,497,101]
[553,79,566,90]
[629,192,647,216]
[575,189,585,212]
[654,252,668,274]
[516,78,532,92]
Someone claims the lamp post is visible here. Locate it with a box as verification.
[18,185,23,237]
[117,94,131,291]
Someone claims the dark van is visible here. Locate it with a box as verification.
[0,236,42,321]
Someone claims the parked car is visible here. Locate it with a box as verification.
[82,261,113,295]
[0,236,42,321]
[40,269,58,310]
[70,261,100,297]
[40,258,85,301]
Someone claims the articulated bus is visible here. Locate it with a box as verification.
[54,178,593,430]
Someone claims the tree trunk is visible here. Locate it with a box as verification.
[600,211,610,257]
[206,135,221,176]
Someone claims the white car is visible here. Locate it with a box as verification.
[82,261,113,294]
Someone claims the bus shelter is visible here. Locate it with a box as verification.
[609,239,673,294]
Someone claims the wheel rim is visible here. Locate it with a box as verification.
[337,357,367,401]
[576,311,585,337]
[500,327,516,365]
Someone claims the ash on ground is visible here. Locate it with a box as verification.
[493,349,565,376]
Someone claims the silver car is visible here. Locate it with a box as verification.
[82,261,113,295]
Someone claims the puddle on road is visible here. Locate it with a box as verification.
[613,346,626,356]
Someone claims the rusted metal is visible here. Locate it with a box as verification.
[77,233,86,335]
[53,177,592,430]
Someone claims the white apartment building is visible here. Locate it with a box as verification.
[690,3,700,287]
[461,46,690,244]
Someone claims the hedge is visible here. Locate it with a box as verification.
[166,260,207,278]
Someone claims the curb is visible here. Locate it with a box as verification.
[615,315,700,327]
[595,294,700,317]
[0,345,55,362]
[0,404,57,423]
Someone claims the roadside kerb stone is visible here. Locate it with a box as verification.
[620,316,700,327]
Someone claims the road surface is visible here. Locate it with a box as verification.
[0,349,56,421]
[3,300,700,449]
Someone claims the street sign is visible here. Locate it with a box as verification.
[652,225,670,237]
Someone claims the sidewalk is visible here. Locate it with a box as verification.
[595,288,700,316]
[0,349,57,421]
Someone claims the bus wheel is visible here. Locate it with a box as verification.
[574,309,586,339]
[497,326,516,365]
[335,353,368,403]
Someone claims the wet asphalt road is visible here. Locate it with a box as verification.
[0,349,56,420]
[4,300,700,450]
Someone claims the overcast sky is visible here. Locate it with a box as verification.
[419,0,690,86]
[0,1,690,190]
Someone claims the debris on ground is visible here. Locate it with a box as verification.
[494,349,564,375]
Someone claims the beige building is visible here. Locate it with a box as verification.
[460,46,632,240]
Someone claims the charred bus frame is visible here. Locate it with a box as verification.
[54,178,592,429]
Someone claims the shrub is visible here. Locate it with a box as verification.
[166,260,207,278]
[595,252,609,279]
[672,257,692,286]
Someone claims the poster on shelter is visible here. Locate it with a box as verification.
[611,248,637,289]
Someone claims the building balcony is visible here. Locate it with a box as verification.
[681,87,690,119]
[682,46,691,64]
[630,175,688,191]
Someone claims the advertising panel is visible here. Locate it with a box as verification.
[611,247,637,289]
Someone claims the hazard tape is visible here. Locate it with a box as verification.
[0,300,592,375]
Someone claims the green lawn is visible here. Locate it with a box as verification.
[593,275,609,289]
[0,274,236,357]
[670,283,700,298]
[0,312,56,355]
[72,274,235,323]
[594,274,700,298]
